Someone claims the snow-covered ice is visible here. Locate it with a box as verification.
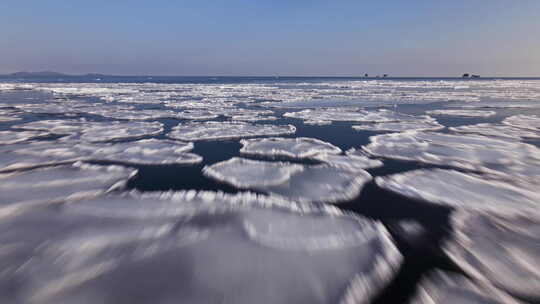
[503,114,540,132]
[426,109,496,117]
[0,130,50,145]
[0,190,402,304]
[446,210,540,302]
[168,121,296,141]
[284,108,435,123]
[450,123,540,140]
[240,137,341,158]
[375,169,539,213]
[204,157,372,203]
[352,120,444,132]
[410,270,520,304]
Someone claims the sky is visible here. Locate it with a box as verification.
[1,0,539,76]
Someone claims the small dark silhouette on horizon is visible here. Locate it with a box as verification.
[462,73,481,78]
[462,73,470,78]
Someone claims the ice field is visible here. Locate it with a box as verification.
[1,77,540,303]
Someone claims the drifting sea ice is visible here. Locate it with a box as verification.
[352,120,444,132]
[0,151,77,172]
[203,157,372,203]
[79,121,164,142]
[0,130,50,145]
[425,109,496,117]
[13,139,201,166]
[503,114,540,132]
[450,123,540,140]
[175,109,220,120]
[284,108,435,123]
[303,119,332,125]
[0,191,402,304]
[375,169,539,213]
[362,131,540,174]
[446,100,540,109]
[168,121,296,141]
[445,210,540,302]
[410,270,520,304]
[14,119,87,135]
[312,150,383,172]
[0,162,137,216]
[239,137,342,158]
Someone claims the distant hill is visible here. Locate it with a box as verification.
[4,71,70,77]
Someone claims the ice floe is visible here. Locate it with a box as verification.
[284,108,434,123]
[239,137,341,158]
[363,131,540,175]
[204,157,372,203]
[13,139,201,166]
[375,169,539,213]
[14,119,87,135]
[312,150,383,171]
[0,190,402,304]
[78,121,164,142]
[352,120,444,132]
[425,109,497,117]
[410,270,520,304]
[450,123,540,140]
[446,210,540,302]
[0,162,137,216]
[168,121,296,141]
[0,130,50,145]
[503,114,540,132]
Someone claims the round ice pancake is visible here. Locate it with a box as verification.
[240,137,341,158]
[445,210,540,303]
[0,191,402,304]
[204,157,372,203]
[426,109,497,118]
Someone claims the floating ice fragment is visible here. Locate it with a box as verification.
[204,157,372,203]
[0,190,402,304]
[175,109,220,120]
[0,163,137,216]
[450,123,540,140]
[375,169,539,213]
[312,152,383,171]
[303,119,332,125]
[352,120,444,132]
[284,108,434,123]
[447,101,540,109]
[168,121,296,141]
[426,109,496,117]
[14,119,87,135]
[0,130,50,145]
[445,210,540,302]
[79,121,164,142]
[363,131,540,174]
[503,114,540,132]
[410,270,520,304]
[240,137,341,158]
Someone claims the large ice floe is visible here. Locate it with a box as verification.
[14,119,87,135]
[284,108,435,124]
[375,169,539,213]
[10,139,201,166]
[445,210,540,303]
[0,162,136,217]
[239,137,341,158]
[0,130,50,145]
[312,149,383,172]
[0,191,402,304]
[410,270,521,304]
[503,114,540,132]
[352,120,444,132]
[362,131,540,177]
[450,123,540,140]
[203,157,372,203]
[168,121,296,141]
[425,109,497,117]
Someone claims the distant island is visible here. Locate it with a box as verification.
[0,71,109,78]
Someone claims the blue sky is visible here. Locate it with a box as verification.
[1,0,539,76]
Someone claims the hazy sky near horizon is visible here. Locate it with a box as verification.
[1,0,539,76]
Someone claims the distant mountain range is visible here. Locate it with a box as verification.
[0,71,109,78]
